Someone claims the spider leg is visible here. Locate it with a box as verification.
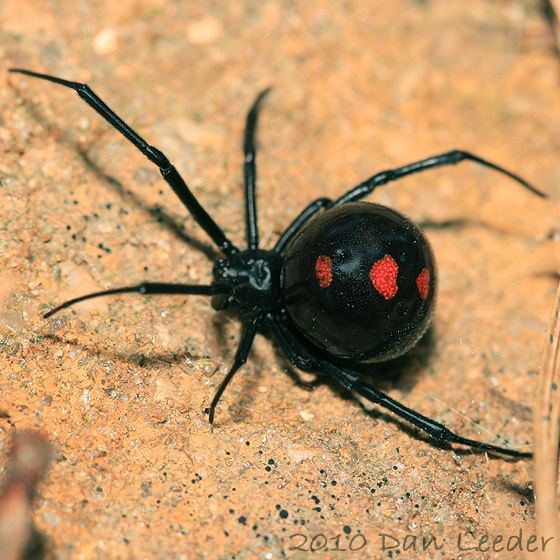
[274,197,332,253]
[243,88,272,250]
[208,312,263,424]
[269,313,531,458]
[44,283,229,318]
[9,68,238,256]
[267,313,323,371]
[334,149,546,206]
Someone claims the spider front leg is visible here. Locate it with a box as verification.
[43,283,230,318]
[9,68,238,256]
[243,88,271,250]
[269,314,531,459]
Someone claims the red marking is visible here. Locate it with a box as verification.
[315,255,333,288]
[369,255,399,300]
[416,267,430,300]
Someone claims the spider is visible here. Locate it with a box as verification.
[9,67,545,458]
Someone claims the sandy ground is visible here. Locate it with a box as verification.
[0,1,558,559]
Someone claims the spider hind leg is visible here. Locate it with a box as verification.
[269,314,531,459]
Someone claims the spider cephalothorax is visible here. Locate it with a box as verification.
[10,67,546,459]
[211,250,283,313]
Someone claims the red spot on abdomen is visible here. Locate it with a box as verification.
[369,255,398,300]
[315,255,333,288]
[416,267,430,300]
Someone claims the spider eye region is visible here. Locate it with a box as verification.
[283,202,436,362]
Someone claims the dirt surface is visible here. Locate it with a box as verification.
[1,1,559,559]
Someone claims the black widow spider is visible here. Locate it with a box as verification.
[10,68,546,458]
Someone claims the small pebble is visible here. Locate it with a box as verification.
[186,17,222,45]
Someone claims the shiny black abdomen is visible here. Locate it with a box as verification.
[282,202,436,362]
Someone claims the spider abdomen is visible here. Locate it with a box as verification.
[282,202,436,362]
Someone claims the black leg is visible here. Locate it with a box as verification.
[335,370,531,458]
[334,149,546,207]
[269,314,530,458]
[43,282,229,318]
[208,313,263,424]
[243,88,272,250]
[274,197,332,253]
[267,313,323,371]
[9,68,238,256]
